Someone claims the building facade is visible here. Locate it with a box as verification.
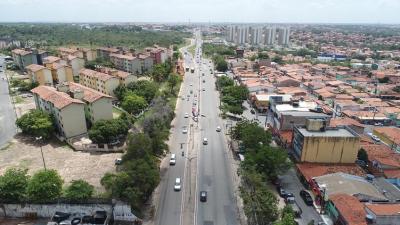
[12,48,48,71]
[26,64,53,86]
[79,69,120,97]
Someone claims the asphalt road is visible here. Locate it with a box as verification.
[194,32,239,225]
[0,56,16,148]
[154,37,201,225]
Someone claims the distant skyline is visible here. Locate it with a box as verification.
[1,0,400,24]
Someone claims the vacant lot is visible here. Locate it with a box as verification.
[0,134,122,193]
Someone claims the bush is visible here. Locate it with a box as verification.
[64,179,94,201]
[88,118,128,144]
[16,109,54,139]
[27,169,63,202]
[0,168,29,202]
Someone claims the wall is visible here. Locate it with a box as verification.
[301,136,360,163]
[104,78,119,97]
[60,103,87,139]
[71,58,85,77]
[88,98,113,123]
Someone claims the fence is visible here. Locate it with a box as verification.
[67,134,126,153]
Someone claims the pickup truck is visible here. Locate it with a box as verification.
[286,198,302,217]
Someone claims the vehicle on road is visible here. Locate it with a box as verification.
[174,178,181,191]
[200,191,207,202]
[184,113,189,118]
[190,83,193,86]
[371,135,381,142]
[300,190,314,206]
[202,88,205,91]
[114,158,122,165]
[169,154,176,165]
[182,127,188,134]
[193,116,198,122]
[191,68,195,73]
[186,67,189,72]
[202,79,205,83]
[286,198,302,217]
[278,186,287,197]
[250,108,255,114]
[203,138,208,145]
[216,126,221,132]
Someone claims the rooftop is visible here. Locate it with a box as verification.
[297,126,357,137]
[297,163,366,181]
[329,194,367,225]
[25,64,47,72]
[365,203,400,216]
[12,48,32,56]
[67,82,112,103]
[374,127,400,145]
[31,85,84,109]
[79,69,116,82]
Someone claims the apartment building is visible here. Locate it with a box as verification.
[66,55,85,77]
[31,85,87,139]
[292,119,360,163]
[58,82,113,124]
[137,53,154,73]
[250,27,264,45]
[97,47,120,60]
[78,48,97,61]
[26,64,53,86]
[97,67,137,86]
[12,48,48,70]
[58,47,83,59]
[79,69,119,97]
[226,25,289,46]
[43,56,74,84]
[277,27,290,46]
[264,27,276,45]
[109,53,142,74]
[145,47,168,64]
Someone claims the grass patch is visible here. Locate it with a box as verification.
[188,44,196,56]
[112,106,124,119]
[14,96,24,104]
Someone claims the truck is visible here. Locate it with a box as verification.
[190,67,195,73]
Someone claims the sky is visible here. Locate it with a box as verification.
[0,0,400,24]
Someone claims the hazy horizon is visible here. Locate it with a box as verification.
[1,0,400,24]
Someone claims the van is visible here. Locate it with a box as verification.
[169,154,176,165]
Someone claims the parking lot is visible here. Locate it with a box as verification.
[0,134,122,192]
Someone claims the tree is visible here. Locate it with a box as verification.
[114,85,127,101]
[88,119,128,144]
[121,93,148,115]
[272,56,284,65]
[357,148,368,162]
[167,73,181,94]
[222,85,249,101]
[216,76,234,90]
[16,109,54,139]
[0,168,29,202]
[232,120,272,150]
[27,169,63,202]
[127,80,158,103]
[64,179,94,201]
[151,64,168,82]
[378,77,389,83]
[258,52,270,59]
[215,57,228,72]
[393,86,400,93]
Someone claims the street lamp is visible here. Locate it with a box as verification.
[35,136,47,170]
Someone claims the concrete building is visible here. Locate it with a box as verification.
[77,48,97,61]
[31,85,87,139]
[227,25,237,42]
[58,47,83,59]
[58,82,113,124]
[97,47,120,60]
[97,67,137,86]
[250,27,263,45]
[12,48,48,71]
[79,69,119,97]
[25,64,53,86]
[292,119,360,163]
[263,27,276,45]
[273,111,331,131]
[277,27,291,46]
[236,26,249,45]
[109,53,142,74]
[137,53,154,73]
[43,56,74,84]
[145,47,169,64]
[365,203,400,225]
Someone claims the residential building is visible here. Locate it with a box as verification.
[365,203,400,225]
[263,27,276,45]
[58,82,113,124]
[373,127,400,152]
[109,53,141,74]
[250,27,263,45]
[292,119,360,163]
[330,117,365,134]
[273,111,330,131]
[58,47,83,59]
[277,27,290,46]
[253,94,292,112]
[327,194,367,225]
[97,47,120,60]
[26,64,53,86]
[66,55,85,77]
[12,48,48,70]
[43,56,74,84]
[97,67,137,86]
[77,48,97,61]
[31,85,87,139]
[146,47,168,64]
[79,69,119,97]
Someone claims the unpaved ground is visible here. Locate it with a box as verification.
[0,134,122,193]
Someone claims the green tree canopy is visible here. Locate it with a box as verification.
[216,76,234,90]
[167,73,181,94]
[64,179,94,201]
[88,119,128,144]
[0,168,29,202]
[126,80,158,103]
[121,93,148,115]
[232,120,272,150]
[357,148,369,162]
[16,109,54,139]
[27,169,63,202]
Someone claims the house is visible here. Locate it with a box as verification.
[26,64,53,86]
[373,127,400,152]
[31,85,87,139]
[292,119,360,163]
[330,117,365,134]
[365,203,400,225]
[43,56,74,84]
[77,48,97,61]
[79,69,120,97]
[58,47,83,59]
[274,76,301,87]
[276,87,307,97]
[59,82,113,124]
[253,94,292,112]
[273,111,330,131]
[146,47,168,64]
[362,144,400,179]
[326,194,367,225]
[12,48,48,70]
[97,67,137,86]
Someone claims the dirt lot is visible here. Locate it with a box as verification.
[0,134,122,193]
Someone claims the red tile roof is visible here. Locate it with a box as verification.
[79,69,115,82]
[296,163,366,181]
[330,194,367,225]
[12,48,32,56]
[31,85,84,109]
[26,64,47,72]
[68,82,112,103]
[374,127,400,145]
[365,203,400,216]
[330,117,365,128]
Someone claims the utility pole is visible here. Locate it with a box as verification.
[36,136,46,170]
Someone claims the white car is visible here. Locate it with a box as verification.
[216,126,221,132]
[174,178,181,191]
[190,83,193,86]
[184,113,189,118]
[203,138,208,145]
[169,154,176,165]
[182,128,188,134]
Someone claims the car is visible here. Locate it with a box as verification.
[114,158,122,165]
[371,135,381,142]
[190,83,193,86]
[216,126,221,132]
[278,187,287,197]
[182,127,188,134]
[374,122,384,126]
[250,108,255,114]
[200,191,207,202]
[193,102,197,106]
[284,193,295,202]
[181,97,185,100]
[184,113,189,118]
[202,79,205,83]
[174,178,181,191]
[193,116,198,122]
[202,88,205,91]
[203,138,208,145]
[300,190,314,206]
[169,154,176,165]
[187,94,190,98]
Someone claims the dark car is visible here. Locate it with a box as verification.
[300,190,313,206]
[250,108,255,114]
[200,191,207,202]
